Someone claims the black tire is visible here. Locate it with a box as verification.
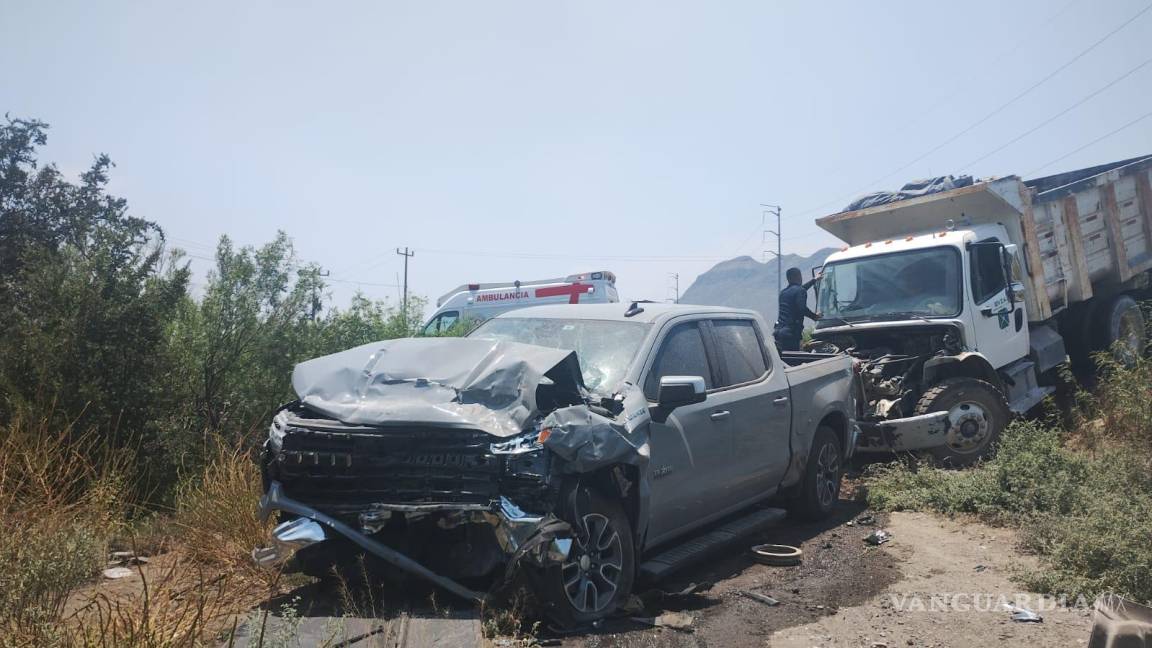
[537,486,635,627]
[1097,294,1145,366]
[914,377,1010,467]
[788,425,843,521]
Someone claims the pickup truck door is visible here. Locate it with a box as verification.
[706,318,793,507]
[642,319,732,545]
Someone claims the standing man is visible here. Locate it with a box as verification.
[774,267,821,352]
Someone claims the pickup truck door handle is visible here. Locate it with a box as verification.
[709,410,730,421]
[773,396,789,406]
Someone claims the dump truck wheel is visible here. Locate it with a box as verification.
[1099,294,1145,366]
[914,377,1009,467]
[538,486,635,627]
[787,425,842,521]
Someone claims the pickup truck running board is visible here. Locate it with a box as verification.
[639,507,787,582]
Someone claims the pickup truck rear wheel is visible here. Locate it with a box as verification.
[788,425,842,521]
[914,377,1009,467]
[538,486,635,627]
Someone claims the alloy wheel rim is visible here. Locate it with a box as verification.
[561,512,624,613]
[815,442,841,508]
[1117,309,1143,364]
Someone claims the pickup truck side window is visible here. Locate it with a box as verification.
[710,319,769,386]
[643,322,713,400]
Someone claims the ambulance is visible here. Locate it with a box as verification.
[422,271,619,334]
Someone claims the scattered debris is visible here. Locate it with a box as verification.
[751,543,803,566]
[1004,604,1043,623]
[632,612,694,631]
[974,564,988,572]
[102,567,134,580]
[740,591,780,606]
[864,530,893,546]
[855,514,876,526]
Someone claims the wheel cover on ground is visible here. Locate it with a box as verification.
[815,441,841,508]
[944,400,991,454]
[561,512,624,614]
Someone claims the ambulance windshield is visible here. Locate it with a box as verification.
[470,318,650,393]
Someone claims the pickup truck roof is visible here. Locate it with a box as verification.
[489,302,762,324]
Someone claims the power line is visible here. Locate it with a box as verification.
[958,55,1152,170]
[791,1,1152,219]
[809,0,1083,178]
[1024,108,1152,176]
[417,247,729,262]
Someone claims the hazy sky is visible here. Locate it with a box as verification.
[3,0,1151,316]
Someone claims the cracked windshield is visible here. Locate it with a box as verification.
[818,247,961,322]
[470,317,650,393]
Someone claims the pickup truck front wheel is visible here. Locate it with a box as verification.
[789,425,842,521]
[538,486,635,627]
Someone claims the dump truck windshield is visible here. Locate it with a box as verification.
[470,318,650,393]
[817,247,962,323]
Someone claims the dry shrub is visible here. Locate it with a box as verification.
[174,440,271,574]
[67,555,251,648]
[0,412,130,647]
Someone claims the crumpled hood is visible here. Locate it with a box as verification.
[291,337,584,437]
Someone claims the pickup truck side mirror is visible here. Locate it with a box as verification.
[651,375,706,423]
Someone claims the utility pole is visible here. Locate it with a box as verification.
[395,247,414,329]
[761,204,782,292]
[309,268,330,321]
[668,272,680,303]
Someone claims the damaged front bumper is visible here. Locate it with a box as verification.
[253,481,571,603]
[855,411,950,452]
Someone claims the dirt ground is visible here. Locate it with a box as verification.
[557,507,1093,648]
[67,502,1096,647]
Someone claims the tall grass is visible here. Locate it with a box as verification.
[0,413,128,646]
[866,352,1152,604]
[0,412,280,647]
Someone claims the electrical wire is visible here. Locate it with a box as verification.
[1024,108,1152,176]
[791,1,1152,219]
[958,55,1152,170]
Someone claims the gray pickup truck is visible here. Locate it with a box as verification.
[256,303,857,624]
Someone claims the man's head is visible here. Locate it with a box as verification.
[786,267,803,285]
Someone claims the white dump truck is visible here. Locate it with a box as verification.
[812,155,1152,465]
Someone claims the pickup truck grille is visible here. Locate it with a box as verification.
[274,424,501,512]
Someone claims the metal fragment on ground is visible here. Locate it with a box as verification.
[740,590,781,606]
[864,529,892,545]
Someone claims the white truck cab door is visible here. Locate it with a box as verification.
[967,241,1029,368]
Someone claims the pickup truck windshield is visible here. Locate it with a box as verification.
[817,247,962,323]
[469,318,650,393]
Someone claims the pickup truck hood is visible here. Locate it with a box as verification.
[291,337,584,437]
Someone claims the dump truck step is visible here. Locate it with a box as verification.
[639,506,787,582]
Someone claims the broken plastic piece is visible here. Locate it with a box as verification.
[1004,604,1043,623]
[751,543,803,566]
[864,529,892,545]
[741,591,781,606]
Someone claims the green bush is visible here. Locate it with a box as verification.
[866,354,1152,604]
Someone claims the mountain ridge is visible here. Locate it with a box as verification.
[679,247,838,323]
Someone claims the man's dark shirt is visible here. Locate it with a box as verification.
[775,279,818,337]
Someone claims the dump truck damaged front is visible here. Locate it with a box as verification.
[255,337,651,612]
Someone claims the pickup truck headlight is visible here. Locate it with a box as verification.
[490,426,551,455]
[267,410,289,452]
